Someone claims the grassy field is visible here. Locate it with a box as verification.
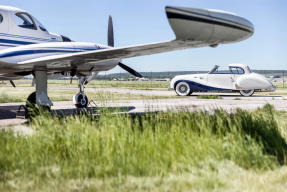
[0,87,174,104]
[197,95,223,99]
[0,80,173,103]
[1,104,287,191]
[0,79,285,104]
[0,79,170,89]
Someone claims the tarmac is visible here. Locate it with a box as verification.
[0,88,286,128]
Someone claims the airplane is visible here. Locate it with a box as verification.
[0,5,254,109]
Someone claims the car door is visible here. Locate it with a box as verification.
[207,72,235,90]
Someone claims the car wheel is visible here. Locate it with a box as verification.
[239,89,255,97]
[175,81,191,96]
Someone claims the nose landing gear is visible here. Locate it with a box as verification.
[73,77,89,108]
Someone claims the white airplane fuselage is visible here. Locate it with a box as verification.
[0,6,118,78]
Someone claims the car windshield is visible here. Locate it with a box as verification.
[246,66,252,73]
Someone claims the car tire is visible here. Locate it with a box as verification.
[239,89,255,97]
[175,81,191,96]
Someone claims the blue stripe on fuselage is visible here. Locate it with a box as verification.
[0,47,104,58]
[0,33,58,42]
[0,43,16,47]
[0,49,80,58]
[0,39,35,45]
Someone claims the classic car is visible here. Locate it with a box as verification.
[169,64,275,96]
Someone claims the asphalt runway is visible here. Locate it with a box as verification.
[0,88,286,128]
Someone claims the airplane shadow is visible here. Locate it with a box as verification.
[0,105,22,119]
[0,104,136,120]
[53,106,136,117]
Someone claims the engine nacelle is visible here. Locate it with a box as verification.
[166,6,254,45]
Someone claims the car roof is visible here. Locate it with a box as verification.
[228,63,248,68]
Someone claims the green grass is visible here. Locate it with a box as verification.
[0,79,170,89]
[0,88,173,103]
[1,104,287,191]
[197,95,223,99]
[234,98,241,100]
[0,92,23,103]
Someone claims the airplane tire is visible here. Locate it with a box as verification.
[239,89,255,97]
[25,92,51,119]
[74,93,88,108]
[175,81,191,96]
[26,92,36,106]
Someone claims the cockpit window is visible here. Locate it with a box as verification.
[15,13,37,30]
[0,15,3,23]
[33,17,48,32]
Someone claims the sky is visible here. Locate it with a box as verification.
[0,0,286,73]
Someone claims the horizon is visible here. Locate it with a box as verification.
[0,0,286,74]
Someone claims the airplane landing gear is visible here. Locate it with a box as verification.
[73,77,89,108]
[73,93,88,108]
[26,71,53,109]
[26,92,36,106]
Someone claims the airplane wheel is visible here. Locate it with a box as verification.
[26,92,36,106]
[239,89,255,97]
[25,92,51,119]
[175,81,191,96]
[74,93,88,108]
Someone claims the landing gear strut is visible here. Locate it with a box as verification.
[25,71,52,118]
[73,77,89,108]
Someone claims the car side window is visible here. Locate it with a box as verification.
[230,67,245,74]
[230,67,239,74]
[237,67,244,74]
[15,13,37,30]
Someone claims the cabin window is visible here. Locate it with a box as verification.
[0,15,3,23]
[15,13,37,30]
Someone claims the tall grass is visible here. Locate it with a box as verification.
[197,95,223,99]
[0,104,287,191]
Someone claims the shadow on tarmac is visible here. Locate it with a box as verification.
[0,104,136,120]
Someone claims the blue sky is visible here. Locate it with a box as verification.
[0,0,286,73]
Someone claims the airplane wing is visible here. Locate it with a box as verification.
[0,6,254,76]
[18,40,207,65]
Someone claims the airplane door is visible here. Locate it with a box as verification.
[0,11,9,33]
